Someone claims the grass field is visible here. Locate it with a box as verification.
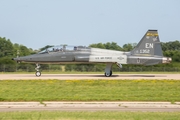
[0,79,180,102]
[0,111,180,120]
[0,79,180,120]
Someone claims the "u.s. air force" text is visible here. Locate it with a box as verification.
[95,57,112,59]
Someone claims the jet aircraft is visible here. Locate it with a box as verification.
[12,30,172,77]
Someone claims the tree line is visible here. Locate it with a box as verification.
[0,37,180,72]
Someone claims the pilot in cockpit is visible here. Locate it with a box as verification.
[74,46,77,51]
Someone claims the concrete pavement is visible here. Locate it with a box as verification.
[0,74,180,80]
[0,102,180,112]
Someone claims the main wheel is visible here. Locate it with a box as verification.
[104,70,112,77]
[35,71,41,77]
[110,70,112,76]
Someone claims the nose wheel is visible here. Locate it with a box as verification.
[35,64,41,77]
[35,71,41,77]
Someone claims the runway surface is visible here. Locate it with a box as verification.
[0,74,180,80]
[1,102,180,112]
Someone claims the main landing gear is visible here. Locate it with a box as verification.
[104,62,122,77]
[104,70,112,77]
[104,63,113,77]
[35,63,41,77]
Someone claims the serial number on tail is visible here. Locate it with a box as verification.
[140,49,150,54]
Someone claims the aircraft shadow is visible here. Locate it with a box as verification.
[42,74,166,78]
[116,75,166,77]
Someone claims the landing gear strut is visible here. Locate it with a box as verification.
[104,63,113,77]
[35,63,41,77]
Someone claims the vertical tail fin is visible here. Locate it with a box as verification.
[131,30,163,56]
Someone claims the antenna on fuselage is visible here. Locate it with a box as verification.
[61,44,67,51]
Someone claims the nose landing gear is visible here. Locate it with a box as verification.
[35,64,41,77]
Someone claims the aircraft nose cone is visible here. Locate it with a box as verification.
[12,58,14,60]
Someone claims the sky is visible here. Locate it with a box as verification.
[0,0,180,50]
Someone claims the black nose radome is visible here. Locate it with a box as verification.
[12,58,14,60]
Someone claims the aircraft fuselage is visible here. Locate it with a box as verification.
[13,48,171,65]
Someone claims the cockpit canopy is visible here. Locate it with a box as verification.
[38,45,90,54]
